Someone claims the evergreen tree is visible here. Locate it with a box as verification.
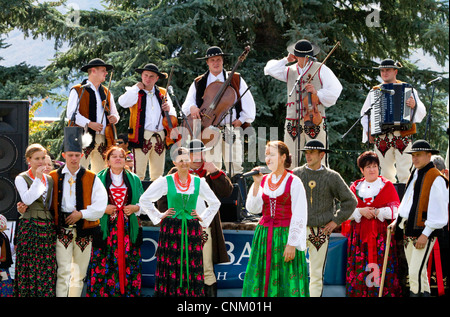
[1,0,448,182]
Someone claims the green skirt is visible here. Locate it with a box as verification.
[242,225,309,297]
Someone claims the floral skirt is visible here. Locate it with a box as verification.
[154,217,204,297]
[14,218,57,297]
[86,216,141,297]
[242,225,309,297]
[0,268,13,297]
[346,219,402,297]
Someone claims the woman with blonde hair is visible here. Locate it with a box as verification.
[14,143,57,296]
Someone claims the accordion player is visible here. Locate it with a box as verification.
[369,83,417,136]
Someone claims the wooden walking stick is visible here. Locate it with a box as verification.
[378,227,392,297]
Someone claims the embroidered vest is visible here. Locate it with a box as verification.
[50,166,100,235]
[70,81,112,148]
[128,86,166,148]
[18,172,54,220]
[404,162,448,237]
[166,174,200,220]
[286,62,324,121]
[259,173,293,227]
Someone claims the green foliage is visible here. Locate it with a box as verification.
[1,0,448,183]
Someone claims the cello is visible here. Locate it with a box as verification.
[161,66,181,147]
[301,42,340,128]
[183,46,251,146]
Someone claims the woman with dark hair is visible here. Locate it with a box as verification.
[139,147,221,297]
[242,141,309,297]
[345,151,402,297]
[86,146,144,297]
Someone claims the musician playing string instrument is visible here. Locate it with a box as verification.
[181,46,256,177]
[264,39,342,168]
[118,63,176,181]
[66,58,120,174]
[360,59,426,184]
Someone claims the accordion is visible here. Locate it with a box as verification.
[369,83,413,136]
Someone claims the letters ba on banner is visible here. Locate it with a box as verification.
[140,227,253,289]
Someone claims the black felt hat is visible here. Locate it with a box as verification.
[80,58,114,72]
[188,139,212,153]
[301,140,332,153]
[373,59,403,69]
[134,63,168,78]
[196,46,232,60]
[406,139,440,154]
[63,126,83,153]
[288,39,321,58]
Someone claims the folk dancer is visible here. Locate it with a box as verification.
[264,39,342,168]
[139,147,221,297]
[13,144,56,297]
[66,58,119,174]
[49,127,108,297]
[293,140,357,297]
[360,59,426,183]
[157,139,233,296]
[243,141,309,297]
[393,140,448,297]
[86,146,144,297]
[182,46,256,177]
[118,63,176,181]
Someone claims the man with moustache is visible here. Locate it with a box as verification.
[66,58,120,174]
[118,63,176,181]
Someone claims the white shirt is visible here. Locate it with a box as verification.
[181,71,256,125]
[398,168,449,237]
[66,80,120,135]
[15,173,51,208]
[246,173,308,251]
[264,57,343,108]
[360,85,426,143]
[139,175,221,228]
[349,178,398,223]
[118,84,176,132]
[60,165,108,221]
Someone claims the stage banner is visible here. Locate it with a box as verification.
[141,227,347,289]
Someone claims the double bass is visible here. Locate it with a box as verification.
[183,46,251,146]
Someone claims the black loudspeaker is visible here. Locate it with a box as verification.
[219,183,243,222]
[0,100,29,220]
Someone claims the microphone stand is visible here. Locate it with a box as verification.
[168,86,193,138]
[423,82,437,140]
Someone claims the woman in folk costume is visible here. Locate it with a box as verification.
[13,144,57,297]
[242,141,309,297]
[86,146,144,297]
[139,147,221,297]
[0,215,14,297]
[343,151,402,297]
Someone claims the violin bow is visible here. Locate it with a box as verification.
[101,69,114,124]
[304,41,340,86]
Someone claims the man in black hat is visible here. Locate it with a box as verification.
[393,140,448,297]
[181,46,256,177]
[264,39,343,168]
[360,58,426,184]
[49,126,108,297]
[292,140,356,297]
[159,139,233,296]
[66,58,120,174]
[118,63,177,181]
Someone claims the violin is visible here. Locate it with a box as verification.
[102,71,117,150]
[302,74,322,127]
[161,66,181,147]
